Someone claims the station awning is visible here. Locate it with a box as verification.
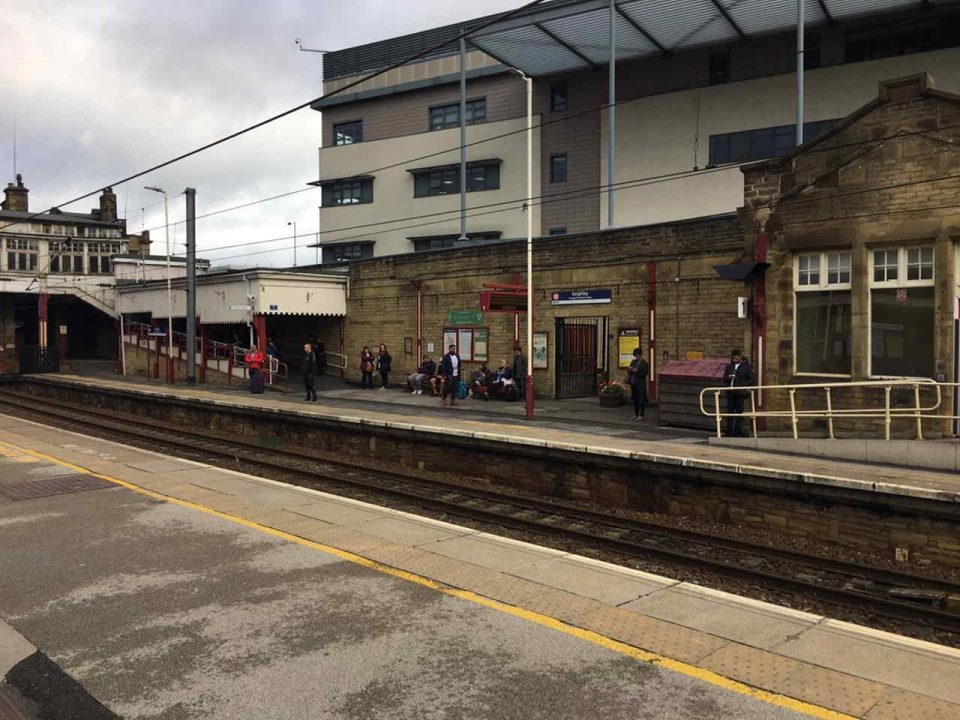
[468,0,933,78]
[712,261,770,281]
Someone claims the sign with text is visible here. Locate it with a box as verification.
[551,289,612,306]
[618,328,640,368]
[446,310,484,325]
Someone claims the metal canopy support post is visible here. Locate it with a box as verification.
[458,31,468,242]
[185,188,197,385]
[796,0,805,146]
[523,72,534,420]
[608,0,616,229]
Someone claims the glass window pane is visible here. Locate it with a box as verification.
[795,290,852,374]
[871,287,935,377]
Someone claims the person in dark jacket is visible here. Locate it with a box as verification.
[360,346,375,389]
[438,344,461,406]
[723,348,753,437]
[407,355,436,395]
[628,348,649,420]
[512,348,528,401]
[377,344,392,389]
[301,343,318,402]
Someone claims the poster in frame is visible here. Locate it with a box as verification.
[532,331,548,369]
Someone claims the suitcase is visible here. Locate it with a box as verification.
[249,372,265,394]
[457,379,468,399]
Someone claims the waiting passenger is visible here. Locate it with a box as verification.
[723,348,753,437]
[377,344,392,390]
[407,355,436,395]
[438,344,461,407]
[301,343,318,403]
[469,363,492,400]
[359,346,375,390]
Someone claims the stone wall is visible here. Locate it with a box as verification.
[342,214,747,398]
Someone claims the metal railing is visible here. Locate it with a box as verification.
[698,379,956,440]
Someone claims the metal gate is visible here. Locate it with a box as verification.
[555,317,608,398]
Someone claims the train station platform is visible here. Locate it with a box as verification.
[2,414,960,719]
[21,373,960,505]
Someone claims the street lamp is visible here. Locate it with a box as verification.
[287,221,297,267]
[505,66,534,420]
[145,185,174,383]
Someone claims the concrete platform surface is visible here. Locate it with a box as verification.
[22,373,960,505]
[1,413,960,719]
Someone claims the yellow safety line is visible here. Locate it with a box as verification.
[0,438,856,720]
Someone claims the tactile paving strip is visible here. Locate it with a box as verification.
[0,474,114,501]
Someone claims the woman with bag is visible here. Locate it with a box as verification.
[359,346,375,390]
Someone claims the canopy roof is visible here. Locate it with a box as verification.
[469,0,944,77]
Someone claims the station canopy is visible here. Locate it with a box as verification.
[469,0,941,77]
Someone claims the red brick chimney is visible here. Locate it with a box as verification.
[98,186,118,221]
[1,174,29,212]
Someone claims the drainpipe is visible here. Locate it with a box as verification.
[647,261,657,402]
[410,280,423,362]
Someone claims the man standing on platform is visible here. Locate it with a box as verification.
[438,344,461,407]
[512,347,527,401]
[723,348,753,437]
[244,345,266,394]
[302,343,318,402]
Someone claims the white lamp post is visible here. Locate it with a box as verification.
[288,221,297,267]
[145,185,173,383]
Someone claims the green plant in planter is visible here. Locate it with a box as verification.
[598,381,626,407]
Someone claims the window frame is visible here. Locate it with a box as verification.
[550,83,568,112]
[442,326,488,363]
[322,179,374,206]
[428,98,487,131]
[333,119,363,146]
[550,153,568,184]
[867,245,936,379]
[793,251,853,378]
[412,162,500,198]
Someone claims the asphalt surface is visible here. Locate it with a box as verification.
[0,450,805,719]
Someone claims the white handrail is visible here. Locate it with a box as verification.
[699,378,948,440]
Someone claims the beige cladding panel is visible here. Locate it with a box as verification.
[322,72,527,146]
[259,280,346,316]
[318,115,541,257]
[602,47,960,229]
[323,50,499,97]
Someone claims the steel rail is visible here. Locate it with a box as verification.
[1,388,959,636]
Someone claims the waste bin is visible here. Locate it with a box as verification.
[658,358,728,430]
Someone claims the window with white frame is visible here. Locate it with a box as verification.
[870,246,935,377]
[49,240,85,274]
[89,241,121,274]
[6,238,38,272]
[794,251,852,375]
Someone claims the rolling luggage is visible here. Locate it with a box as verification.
[457,379,468,400]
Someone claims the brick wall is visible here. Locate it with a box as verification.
[342,215,746,397]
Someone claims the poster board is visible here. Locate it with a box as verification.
[532,331,548,369]
[618,328,641,368]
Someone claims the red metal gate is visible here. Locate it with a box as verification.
[555,317,608,398]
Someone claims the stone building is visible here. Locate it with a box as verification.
[0,176,152,373]
[340,73,960,435]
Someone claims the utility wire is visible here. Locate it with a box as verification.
[0,0,551,237]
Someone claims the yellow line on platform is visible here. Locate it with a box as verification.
[0,437,855,720]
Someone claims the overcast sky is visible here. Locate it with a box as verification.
[1,0,521,267]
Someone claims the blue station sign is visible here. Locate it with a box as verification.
[550,289,612,306]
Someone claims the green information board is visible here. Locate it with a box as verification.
[445,310,484,325]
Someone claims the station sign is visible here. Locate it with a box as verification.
[230,305,252,311]
[148,326,166,337]
[551,289,612,306]
[446,310,484,325]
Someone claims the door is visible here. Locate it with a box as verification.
[555,317,608,398]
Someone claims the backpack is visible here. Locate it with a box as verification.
[504,385,519,402]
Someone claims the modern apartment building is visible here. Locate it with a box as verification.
[313,0,960,261]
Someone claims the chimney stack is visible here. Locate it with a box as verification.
[98,186,118,222]
[1,174,29,212]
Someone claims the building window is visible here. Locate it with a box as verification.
[321,179,374,206]
[550,83,568,112]
[845,9,960,63]
[709,50,730,85]
[411,232,501,253]
[89,241,121,275]
[333,120,363,146]
[709,119,839,165]
[794,251,852,375]
[429,98,486,130]
[49,240,85,274]
[549,227,567,236]
[443,327,488,362]
[550,153,567,183]
[870,247,935,377]
[412,162,500,197]
[6,238,39,272]
[322,243,373,263]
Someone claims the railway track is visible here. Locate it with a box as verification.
[2,386,959,639]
